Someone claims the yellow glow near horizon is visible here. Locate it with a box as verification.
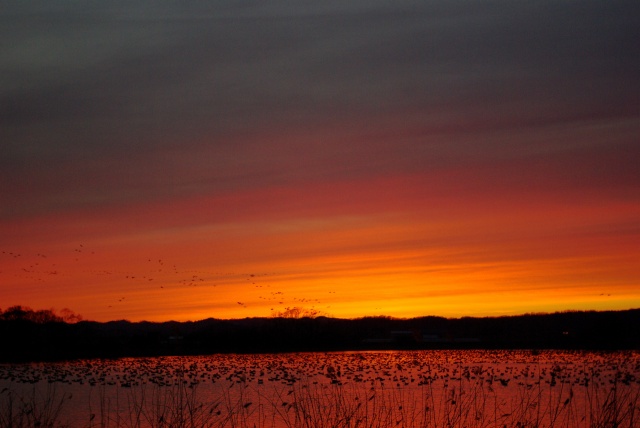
[1,173,639,322]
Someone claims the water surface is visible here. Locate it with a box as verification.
[1,350,638,427]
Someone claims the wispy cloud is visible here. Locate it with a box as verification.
[1,1,638,320]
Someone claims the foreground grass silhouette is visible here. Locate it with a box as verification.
[1,374,638,428]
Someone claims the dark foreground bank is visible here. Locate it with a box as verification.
[1,309,638,362]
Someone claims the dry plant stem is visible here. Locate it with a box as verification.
[0,384,69,428]
[1,362,639,428]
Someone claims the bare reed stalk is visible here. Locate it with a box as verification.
[142,382,219,428]
[0,384,69,428]
[587,376,639,428]
[215,381,265,428]
[87,385,112,428]
[1,364,639,428]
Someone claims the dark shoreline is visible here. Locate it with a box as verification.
[1,309,638,363]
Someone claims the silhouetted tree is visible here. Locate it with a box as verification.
[0,305,75,323]
[60,307,83,323]
[1,305,31,321]
[272,306,321,319]
[31,309,63,323]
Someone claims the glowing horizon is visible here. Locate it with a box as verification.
[2,168,638,322]
[1,1,639,323]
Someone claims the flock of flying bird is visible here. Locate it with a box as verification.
[1,244,333,318]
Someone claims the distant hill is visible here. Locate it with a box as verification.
[0,309,638,362]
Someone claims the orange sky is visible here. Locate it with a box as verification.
[2,147,639,322]
[1,2,639,322]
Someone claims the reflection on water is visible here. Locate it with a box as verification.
[1,350,639,427]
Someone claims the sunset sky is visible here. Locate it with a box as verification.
[1,1,639,322]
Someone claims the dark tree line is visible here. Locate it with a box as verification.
[0,308,638,362]
[0,305,83,323]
